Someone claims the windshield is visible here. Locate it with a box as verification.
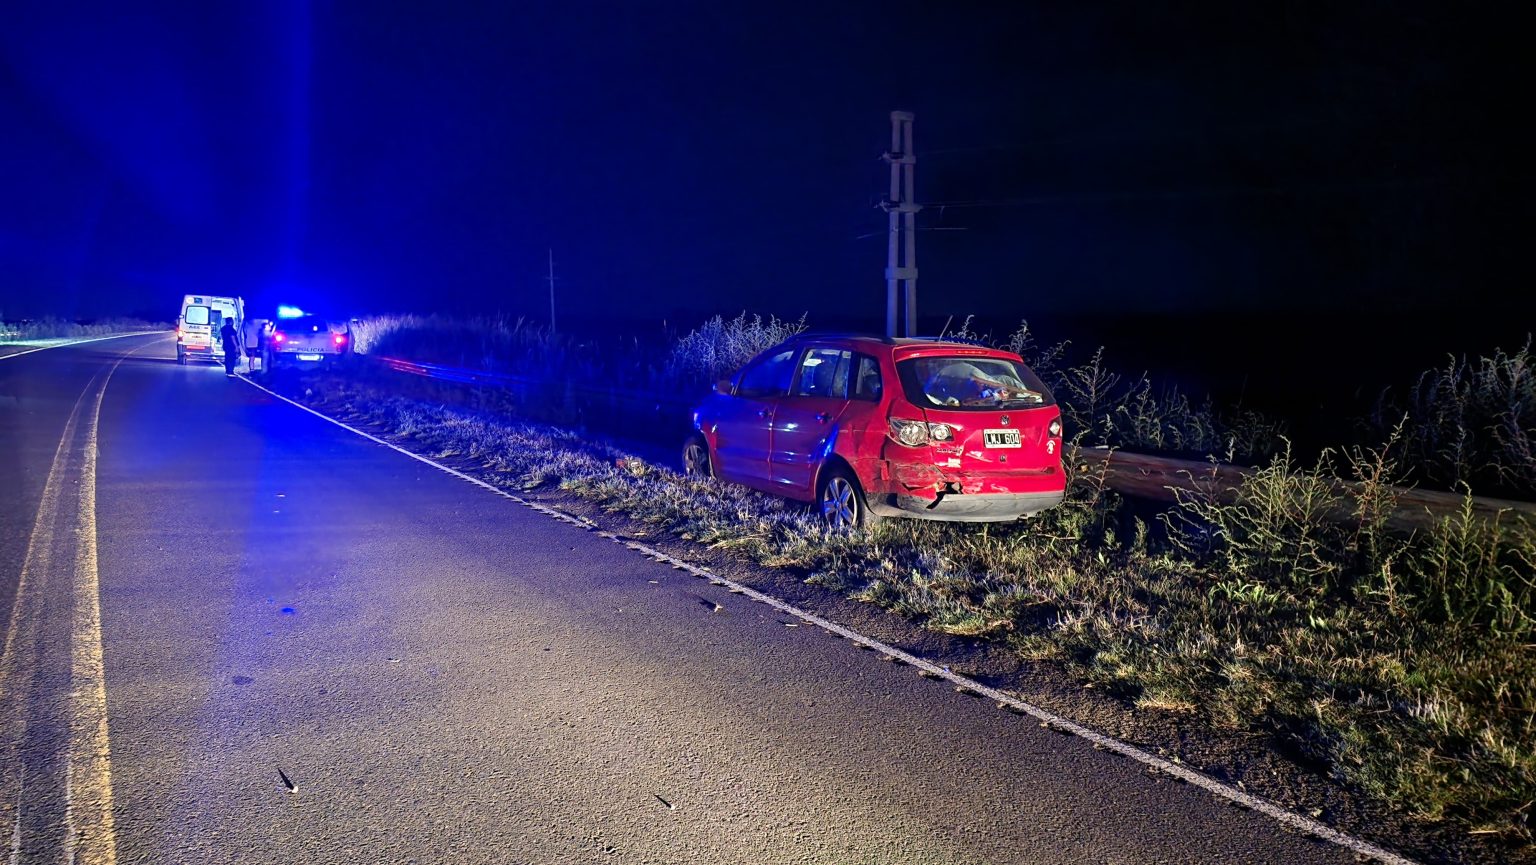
[898,356,1055,409]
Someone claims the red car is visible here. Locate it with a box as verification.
[682,334,1066,529]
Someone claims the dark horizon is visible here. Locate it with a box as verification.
[4,3,1533,370]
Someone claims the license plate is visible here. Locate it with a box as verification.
[298,353,323,361]
[983,429,1021,448]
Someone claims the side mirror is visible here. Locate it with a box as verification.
[714,377,733,395]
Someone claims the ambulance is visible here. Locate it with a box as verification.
[176,294,245,366]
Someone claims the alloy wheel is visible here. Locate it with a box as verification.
[683,441,710,477]
[821,476,858,530]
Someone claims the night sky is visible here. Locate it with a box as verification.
[3,3,1532,374]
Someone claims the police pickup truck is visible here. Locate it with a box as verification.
[262,315,353,370]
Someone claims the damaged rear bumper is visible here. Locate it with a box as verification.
[877,489,1065,522]
[865,459,1065,522]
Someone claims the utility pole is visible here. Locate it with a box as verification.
[547,248,557,334]
[882,111,920,337]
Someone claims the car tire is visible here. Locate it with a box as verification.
[176,348,186,365]
[817,465,879,531]
[681,434,712,479]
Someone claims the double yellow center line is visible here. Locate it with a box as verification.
[0,345,145,863]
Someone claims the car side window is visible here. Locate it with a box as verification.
[853,354,883,401]
[735,349,797,398]
[793,348,851,399]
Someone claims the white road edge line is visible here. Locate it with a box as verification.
[238,374,1418,865]
[0,331,168,362]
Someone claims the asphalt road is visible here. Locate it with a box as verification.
[0,335,1368,864]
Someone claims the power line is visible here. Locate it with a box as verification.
[913,113,1347,160]
[920,172,1532,210]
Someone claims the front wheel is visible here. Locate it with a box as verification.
[817,465,878,531]
[681,434,712,478]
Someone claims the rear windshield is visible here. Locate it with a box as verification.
[280,316,331,332]
[184,306,210,325]
[898,356,1055,410]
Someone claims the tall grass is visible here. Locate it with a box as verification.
[970,317,1286,463]
[354,310,1282,463]
[350,310,1534,495]
[1156,434,1535,836]
[1373,338,1535,498]
[351,313,573,377]
[353,310,807,396]
[0,317,165,341]
[347,311,809,434]
[663,311,807,389]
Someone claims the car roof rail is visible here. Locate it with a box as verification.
[794,329,877,339]
[908,333,993,347]
[787,332,998,349]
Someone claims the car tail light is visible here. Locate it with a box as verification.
[1048,419,1062,437]
[273,332,285,343]
[888,419,952,447]
[333,334,346,346]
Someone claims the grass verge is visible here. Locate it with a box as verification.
[278,367,1534,855]
[0,317,166,342]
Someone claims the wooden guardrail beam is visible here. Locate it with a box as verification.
[1076,447,1535,533]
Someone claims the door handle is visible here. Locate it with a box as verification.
[815,412,831,423]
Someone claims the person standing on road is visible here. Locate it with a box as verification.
[242,317,267,372]
[220,317,242,376]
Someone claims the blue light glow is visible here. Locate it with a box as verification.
[276,305,306,319]
[816,426,840,462]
